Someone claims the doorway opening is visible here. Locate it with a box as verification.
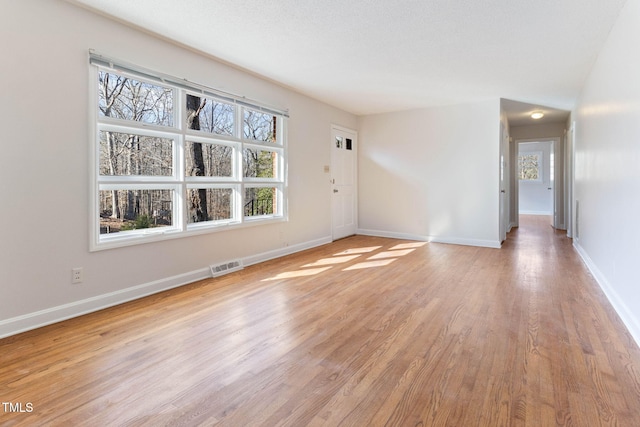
[516,139,558,228]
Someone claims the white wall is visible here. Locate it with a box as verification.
[573,0,640,344]
[358,100,501,248]
[0,0,356,337]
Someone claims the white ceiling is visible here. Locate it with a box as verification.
[68,0,627,120]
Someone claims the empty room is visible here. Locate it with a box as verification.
[1,0,640,425]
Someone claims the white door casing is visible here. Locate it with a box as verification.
[499,123,510,243]
[567,123,575,238]
[518,140,554,217]
[331,125,357,240]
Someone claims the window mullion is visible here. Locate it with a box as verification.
[176,88,186,232]
[236,106,245,224]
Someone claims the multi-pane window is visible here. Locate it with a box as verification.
[92,60,286,250]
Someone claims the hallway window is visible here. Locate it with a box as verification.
[518,152,542,181]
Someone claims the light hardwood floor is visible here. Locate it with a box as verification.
[1,216,640,426]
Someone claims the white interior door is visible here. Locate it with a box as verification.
[331,126,357,240]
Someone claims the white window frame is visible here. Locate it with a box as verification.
[89,54,288,251]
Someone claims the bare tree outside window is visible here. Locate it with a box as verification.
[93,63,286,247]
[244,109,276,143]
[187,188,233,223]
[98,72,174,231]
[242,109,278,216]
[186,94,209,223]
[191,98,234,136]
[185,95,238,224]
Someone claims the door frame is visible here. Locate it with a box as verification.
[330,124,358,240]
[566,122,576,238]
[515,137,561,228]
[499,122,510,243]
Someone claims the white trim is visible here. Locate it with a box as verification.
[0,236,331,339]
[568,122,576,239]
[94,215,288,252]
[89,50,289,117]
[357,228,429,242]
[573,242,640,347]
[89,65,100,251]
[243,236,332,266]
[516,138,562,230]
[357,228,501,249]
[518,210,553,215]
[431,236,502,249]
[0,268,208,339]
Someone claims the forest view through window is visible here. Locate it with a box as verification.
[518,153,541,181]
[92,59,287,249]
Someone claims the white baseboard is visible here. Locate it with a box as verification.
[573,242,640,348]
[356,228,429,242]
[357,228,501,249]
[243,236,332,266]
[519,210,553,215]
[430,236,502,249]
[0,268,209,339]
[0,236,332,339]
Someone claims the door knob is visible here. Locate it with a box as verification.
[333,189,339,193]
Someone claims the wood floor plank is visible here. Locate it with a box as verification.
[2,216,640,426]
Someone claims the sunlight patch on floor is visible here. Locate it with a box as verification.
[334,246,382,255]
[343,259,397,270]
[390,242,427,250]
[262,267,332,281]
[302,255,361,267]
[367,249,416,259]
[263,242,424,280]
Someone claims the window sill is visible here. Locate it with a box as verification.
[91,216,286,252]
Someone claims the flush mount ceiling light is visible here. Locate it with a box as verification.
[531,111,544,119]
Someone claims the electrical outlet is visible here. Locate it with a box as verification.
[72,268,83,284]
